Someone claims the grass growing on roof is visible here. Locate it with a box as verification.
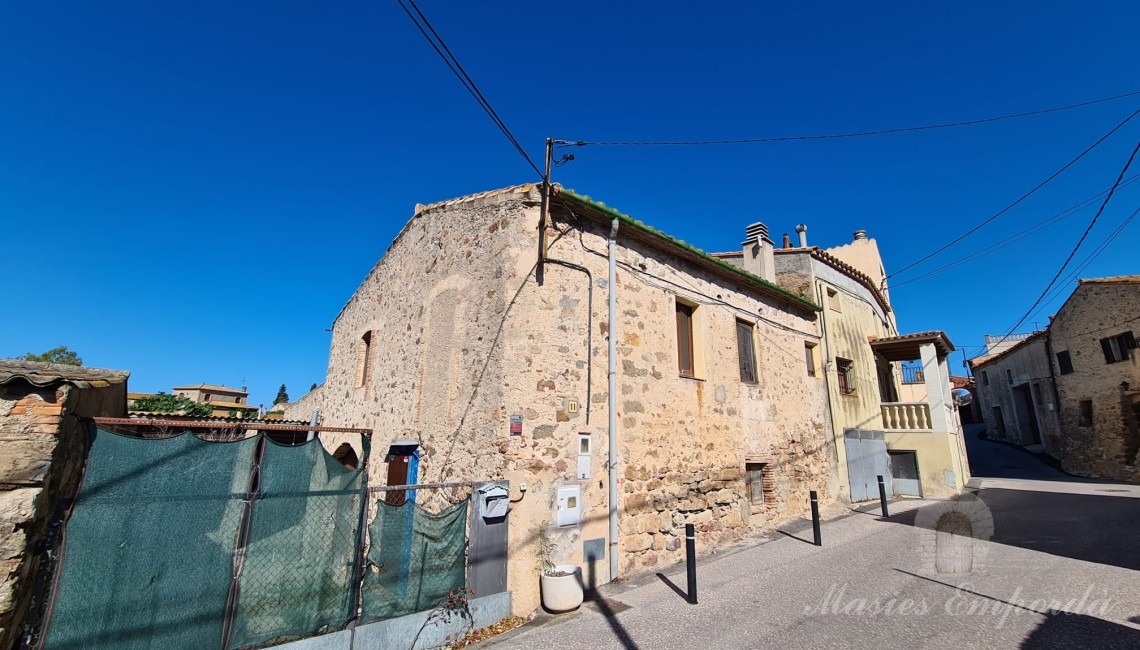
[557,188,822,312]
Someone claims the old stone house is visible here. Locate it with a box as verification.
[717,229,970,499]
[170,383,259,417]
[1047,277,1140,481]
[971,330,1063,454]
[971,276,1140,482]
[289,183,839,615]
[0,361,128,647]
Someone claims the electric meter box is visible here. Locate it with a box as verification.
[556,485,581,527]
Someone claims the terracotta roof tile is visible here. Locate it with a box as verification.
[0,360,129,389]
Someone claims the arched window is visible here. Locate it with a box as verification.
[356,331,373,387]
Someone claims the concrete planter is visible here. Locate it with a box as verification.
[540,564,583,613]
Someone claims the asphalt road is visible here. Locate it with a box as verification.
[486,426,1140,649]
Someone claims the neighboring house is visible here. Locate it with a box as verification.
[718,229,971,499]
[171,383,258,418]
[0,360,128,648]
[1047,277,1140,482]
[971,276,1140,482]
[971,331,1062,453]
[291,183,839,616]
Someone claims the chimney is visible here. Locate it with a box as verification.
[782,233,791,248]
[796,223,808,248]
[853,229,867,241]
[742,222,776,281]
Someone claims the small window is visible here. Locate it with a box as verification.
[736,319,757,383]
[981,371,989,386]
[204,393,211,402]
[746,463,767,505]
[1057,350,1074,375]
[826,287,842,312]
[357,331,373,387]
[676,302,695,377]
[805,342,818,377]
[1006,369,1013,383]
[836,358,855,394]
[1100,331,1136,364]
[1079,400,1093,427]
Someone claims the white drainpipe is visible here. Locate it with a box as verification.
[607,218,620,582]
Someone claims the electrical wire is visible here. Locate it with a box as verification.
[395,0,543,178]
[889,174,1140,288]
[889,110,1140,278]
[556,91,1140,147]
[1020,205,1140,325]
[994,139,1140,348]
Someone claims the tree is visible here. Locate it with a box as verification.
[23,346,83,366]
[130,392,213,417]
[310,382,318,392]
[274,384,289,405]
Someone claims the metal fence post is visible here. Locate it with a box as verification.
[877,475,889,518]
[810,491,821,546]
[685,523,697,604]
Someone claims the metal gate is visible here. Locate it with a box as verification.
[844,429,892,502]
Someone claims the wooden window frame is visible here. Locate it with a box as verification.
[676,300,696,378]
[736,319,758,384]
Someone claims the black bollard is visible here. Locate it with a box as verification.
[685,523,697,604]
[810,491,822,546]
[877,475,889,518]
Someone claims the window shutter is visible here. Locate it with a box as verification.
[1125,331,1138,350]
[736,321,756,383]
[1101,338,1115,364]
[676,304,693,375]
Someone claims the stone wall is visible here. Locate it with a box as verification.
[0,379,125,647]
[1049,281,1140,481]
[310,184,837,615]
[282,384,324,423]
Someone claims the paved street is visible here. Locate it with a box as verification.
[486,425,1140,649]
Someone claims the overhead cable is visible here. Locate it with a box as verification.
[556,91,1140,147]
[395,0,543,178]
[995,138,1140,347]
[889,110,1140,278]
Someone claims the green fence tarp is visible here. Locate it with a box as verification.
[360,500,468,622]
[43,430,256,650]
[229,439,364,648]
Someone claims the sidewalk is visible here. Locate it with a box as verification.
[481,496,1140,649]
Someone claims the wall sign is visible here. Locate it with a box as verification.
[509,415,522,436]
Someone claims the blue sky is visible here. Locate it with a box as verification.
[2,1,1138,407]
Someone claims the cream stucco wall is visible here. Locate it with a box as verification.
[883,430,965,498]
[306,186,838,616]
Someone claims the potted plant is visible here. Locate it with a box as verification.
[536,527,583,612]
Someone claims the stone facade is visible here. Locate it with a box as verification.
[1047,278,1140,482]
[304,184,837,615]
[0,361,127,647]
[973,332,1063,453]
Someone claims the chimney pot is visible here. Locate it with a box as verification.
[853,229,867,241]
[744,222,771,245]
[795,224,808,247]
[782,233,791,248]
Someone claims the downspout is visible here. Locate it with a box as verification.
[607,218,620,582]
[306,408,320,443]
[816,281,843,493]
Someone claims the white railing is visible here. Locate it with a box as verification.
[881,402,933,431]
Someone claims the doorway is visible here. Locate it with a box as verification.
[1012,385,1041,445]
[889,450,922,497]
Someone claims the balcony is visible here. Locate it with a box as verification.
[881,402,932,431]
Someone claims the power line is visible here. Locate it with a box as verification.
[1021,204,1140,325]
[995,138,1140,347]
[889,174,1140,288]
[395,0,542,178]
[555,91,1140,147]
[889,110,1140,278]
